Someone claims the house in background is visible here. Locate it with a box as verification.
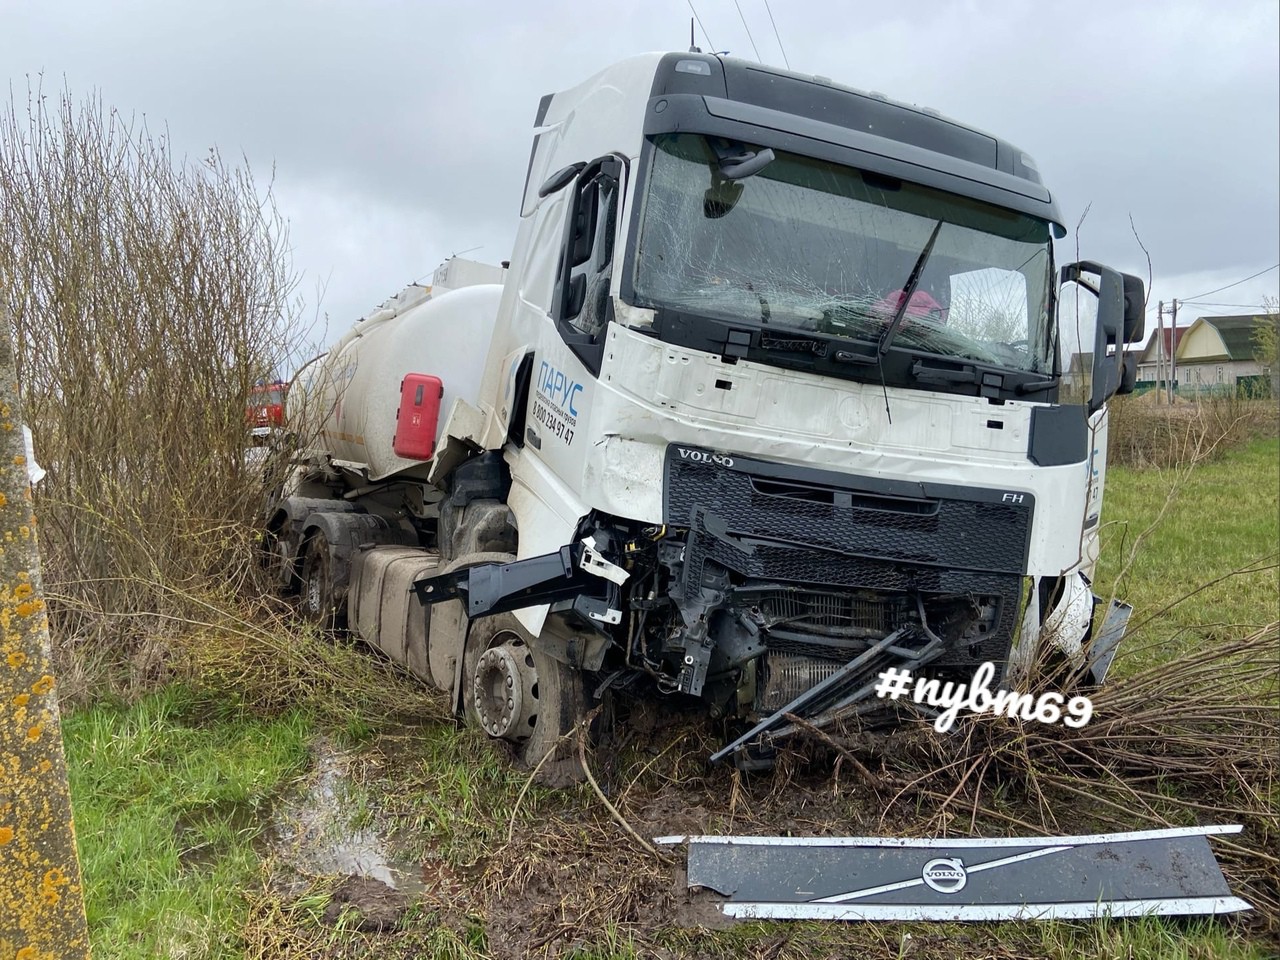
[1135,325,1188,384]
[1174,314,1271,397]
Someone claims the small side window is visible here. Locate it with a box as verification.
[554,156,624,339]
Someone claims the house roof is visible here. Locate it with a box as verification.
[1172,316,1264,363]
[1067,351,1093,374]
[1138,324,1188,363]
[1199,315,1263,362]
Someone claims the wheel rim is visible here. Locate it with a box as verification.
[305,569,322,615]
[472,635,539,741]
[303,539,328,620]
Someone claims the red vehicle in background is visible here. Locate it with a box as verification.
[247,381,287,442]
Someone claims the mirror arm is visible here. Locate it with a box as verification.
[539,161,587,198]
[719,147,776,181]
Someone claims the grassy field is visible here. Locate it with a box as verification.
[1094,435,1279,664]
[63,686,312,959]
[60,435,1279,959]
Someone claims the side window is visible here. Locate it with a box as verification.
[554,156,624,338]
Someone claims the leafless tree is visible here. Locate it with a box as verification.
[0,81,300,660]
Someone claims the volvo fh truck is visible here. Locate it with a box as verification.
[264,52,1143,770]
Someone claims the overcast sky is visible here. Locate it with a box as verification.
[2,0,1277,351]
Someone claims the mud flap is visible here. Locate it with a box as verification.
[1088,597,1131,685]
[659,826,1250,921]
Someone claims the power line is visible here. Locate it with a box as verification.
[734,0,762,61]
[1179,300,1273,311]
[686,0,714,52]
[1177,263,1278,303]
[763,0,790,69]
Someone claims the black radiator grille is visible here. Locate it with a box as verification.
[665,447,1031,667]
[759,653,845,712]
[757,591,888,632]
[704,540,1022,598]
[664,449,1033,575]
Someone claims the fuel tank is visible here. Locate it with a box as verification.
[305,274,504,482]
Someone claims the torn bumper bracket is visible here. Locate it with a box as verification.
[1088,597,1131,685]
[412,543,616,620]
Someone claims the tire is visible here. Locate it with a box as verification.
[259,520,295,593]
[462,612,587,772]
[259,525,279,572]
[299,535,344,630]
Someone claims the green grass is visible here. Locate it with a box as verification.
[59,438,1279,959]
[64,684,312,960]
[1036,916,1272,960]
[1095,436,1279,666]
[652,917,1271,960]
[380,724,549,865]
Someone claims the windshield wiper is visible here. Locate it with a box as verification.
[878,219,944,356]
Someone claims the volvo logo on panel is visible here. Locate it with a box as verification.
[677,447,734,468]
[921,857,968,894]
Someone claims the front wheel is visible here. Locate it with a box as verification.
[462,613,586,772]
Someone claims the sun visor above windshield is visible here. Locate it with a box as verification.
[642,94,1065,237]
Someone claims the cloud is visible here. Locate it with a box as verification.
[2,0,1276,341]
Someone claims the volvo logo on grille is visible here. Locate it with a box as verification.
[921,857,968,893]
[677,447,734,468]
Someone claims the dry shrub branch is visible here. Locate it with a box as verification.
[818,618,1280,930]
[0,82,298,670]
[1107,393,1278,469]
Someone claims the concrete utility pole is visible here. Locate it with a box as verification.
[0,308,90,959]
[1169,298,1179,404]
[1156,300,1165,403]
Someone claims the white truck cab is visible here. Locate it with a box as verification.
[269,52,1144,770]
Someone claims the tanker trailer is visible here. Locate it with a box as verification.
[264,258,508,626]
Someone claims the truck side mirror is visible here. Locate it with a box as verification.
[1122,273,1145,343]
[539,162,587,199]
[1060,260,1127,414]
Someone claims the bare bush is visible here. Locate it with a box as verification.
[1107,394,1278,469]
[0,83,298,671]
[1254,296,1279,397]
[846,619,1280,930]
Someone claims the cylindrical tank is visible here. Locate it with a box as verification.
[304,281,504,482]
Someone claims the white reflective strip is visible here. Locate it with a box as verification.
[815,845,1072,904]
[654,824,1242,848]
[723,896,1253,922]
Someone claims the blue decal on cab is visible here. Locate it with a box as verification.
[537,360,582,416]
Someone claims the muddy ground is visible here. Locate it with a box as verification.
[250,700,1275,960]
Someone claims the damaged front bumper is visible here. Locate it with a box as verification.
[415,444,1129,764]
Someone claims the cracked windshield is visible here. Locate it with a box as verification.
[633,133,1055,373]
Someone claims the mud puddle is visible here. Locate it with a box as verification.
[266,735,426,901]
